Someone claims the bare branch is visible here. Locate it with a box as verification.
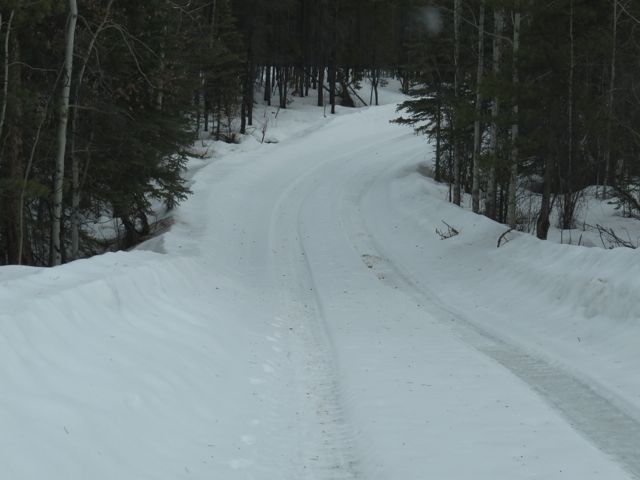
[436,221,460,240]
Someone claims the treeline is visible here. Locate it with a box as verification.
[0,0,425,267]
[7,0,637,266]
[227,0,419,130]
[0,0,219,266]
[398,0,640,238]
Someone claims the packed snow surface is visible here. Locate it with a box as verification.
[1,85,639,479]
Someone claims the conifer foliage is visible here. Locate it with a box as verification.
[5,0,633,265]
[397,0,640,238]
[0,0,418,266]
[0,0,244,265]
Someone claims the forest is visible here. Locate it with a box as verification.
[0,0,639,266]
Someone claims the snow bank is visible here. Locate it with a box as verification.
[380,169,640,419]
[0,251,285,479]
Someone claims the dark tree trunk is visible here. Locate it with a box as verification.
[277,67,284,108]
[204,96,210,132]
[264,65,271,105]
[537,156,554,240]
[195,92,201,132]
[435,98,442,182]
[240,97,246,134]
[372,70,379,106]
[215,98,222,140]
[280,67,288,109]
[247,63,254,126]
[138,212,150,236]
[298,68,304,97]
[120,215,138,250]
[271,65,277,94]
[329,0,337,114]
[329,64,336,114]
[317,66,324,106]
[1,34,23,264]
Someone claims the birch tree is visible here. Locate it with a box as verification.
[51,0,78,266]
[0,10,14,169]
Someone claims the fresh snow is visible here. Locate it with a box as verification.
[1,84,638,479]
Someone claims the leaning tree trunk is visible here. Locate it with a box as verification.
[51,0,78,266]
[506,5,521,228]
[472,0,485,214]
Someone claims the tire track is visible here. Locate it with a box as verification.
[266,159,361,480]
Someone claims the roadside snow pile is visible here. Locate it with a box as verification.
[0,251,282,480]
[379,167,640,418]
[498,235,640,321]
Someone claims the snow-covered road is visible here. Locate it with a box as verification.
[1,99,639,479]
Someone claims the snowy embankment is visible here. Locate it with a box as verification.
[0,83,638,479]
[379,169,640,414]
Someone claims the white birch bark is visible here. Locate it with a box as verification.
[0,10,14,169]
[52,0,78,266]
